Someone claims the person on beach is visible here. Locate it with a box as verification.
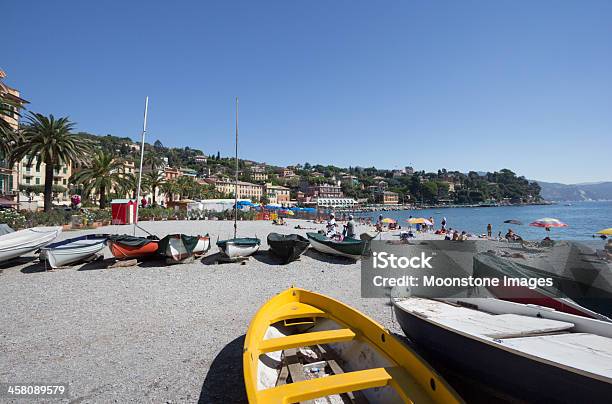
[344,214,356,238]
[375,214,384,232]
[487,223,492,238]
[441,217,447,231]
[326,213,337,236]
[429,217,435,232]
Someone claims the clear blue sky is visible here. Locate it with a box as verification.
[4,0,611,184]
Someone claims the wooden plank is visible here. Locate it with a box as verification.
[259,329,356,354]
[283,349,313,404]
[317,345,367,404]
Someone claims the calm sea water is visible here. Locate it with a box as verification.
[357,201,612,241]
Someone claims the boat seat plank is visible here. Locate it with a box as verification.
[257,367,393,403]
[399,298,574,338]
[316,345,368,404]
[259,329,356,354]
[269,302,327,323]
[499,333,612,378]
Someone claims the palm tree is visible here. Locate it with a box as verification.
[143,171,165,206]
[161,180,178,203]
[143,151,163,171]
[71,151,132,209]
[11,113,91,211]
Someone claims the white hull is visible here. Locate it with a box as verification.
[218,242,259,259]
[193,236,211,256]
[308,237,362,260]
[0,227,62,263]
[40,238,107,268]
[165,237,192,261]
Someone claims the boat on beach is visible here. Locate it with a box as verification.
[473,252,612,321]
[217,237,260,259]
[266,233,309,263]
[394,297,612,403]
[192,234,211,256]
[306,232,366,260]
[40,234,108,268]
[244,287,462,403]
[0,226,62,263]
[107,234,159,260]
[158,234,201,262]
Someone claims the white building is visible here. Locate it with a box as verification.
[316,197,356,209]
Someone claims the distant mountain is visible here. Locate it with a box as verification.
[537,181,612,201]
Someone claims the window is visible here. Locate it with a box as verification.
[62,179,66,185]
[63,167,67,174]
[36,166,40,173]
[35,178,40,185]
[25,177,31,184]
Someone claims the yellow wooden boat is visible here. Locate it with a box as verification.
[243,287,463,403]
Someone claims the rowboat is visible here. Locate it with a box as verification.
[244,287,462,403]
[306,232,366,260]
[217,237,260,260]
[158,234,200,262]
[40,234,108,268]
[473,252,612,321]
[267,233,309,264]
[193,234,211,256]
[0,226,62,263]
[107,234,159,260]
[394,297,612,402]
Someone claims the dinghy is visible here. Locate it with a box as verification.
[217,237,260,260]
[40,234,108,268]
[244,287,462,404]
[192,234,211,256]
[107,234,159,260]
[267,233,309,264]
[306,232,366,260]
[394,297,612,403]
[0,226,62,263]
[158,234,201,262]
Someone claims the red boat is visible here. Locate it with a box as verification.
[107,235,159,260]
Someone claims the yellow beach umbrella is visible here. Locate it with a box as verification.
[381,218,396,224]
[596,228,612,235]
[407,217,433,226]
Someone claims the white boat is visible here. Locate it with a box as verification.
[217,237,260,259]
[193,234,211,255]
[40,234,108,268]
[394,297,612,402]
[0,226,62,263]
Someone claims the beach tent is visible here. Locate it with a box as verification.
[111,199,137,225]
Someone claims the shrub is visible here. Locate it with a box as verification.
[0,210,27,229]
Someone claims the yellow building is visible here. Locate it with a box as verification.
[264,183,290,205]
[214,179,263,201]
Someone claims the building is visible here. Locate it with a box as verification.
[340,175,359,187]
[180,167,198,178]
[392,169,404,178]
[376,191,399,205]
[214,179,263,201]
[193,155,207,164]
[264,183,290,205]
[279,168,297,178]
[316,197,356,209]
[405,166,414,175]
[252,171,268,182]
[164,167,181,181]
[0,70,28,197]
[307,184,343,199]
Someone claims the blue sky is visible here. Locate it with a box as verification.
[4,0,611,184]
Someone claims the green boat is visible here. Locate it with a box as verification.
[306,232,366,260]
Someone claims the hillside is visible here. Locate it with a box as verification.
[537,181,612,201]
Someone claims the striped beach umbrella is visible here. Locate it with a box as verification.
[529,218,568,228]
[381,218,396,224]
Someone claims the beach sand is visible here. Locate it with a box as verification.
[0,218,555,403]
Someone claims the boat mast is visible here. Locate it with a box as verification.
[134,96,149,236]
[234,96,238,239]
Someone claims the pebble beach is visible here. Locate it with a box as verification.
[0,219,414,403]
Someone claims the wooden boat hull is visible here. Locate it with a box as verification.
[267,233,309,263]
[0,226,62,263]
[244,287,462,404]
[306,232,365,260]
[394,298,612,403]
[107,236,159,260]
[40,235,107,268]
[193,235,211,256]
[217,237,260,259]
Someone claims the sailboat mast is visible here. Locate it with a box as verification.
[134,96,149,236]
[234,97,239,239]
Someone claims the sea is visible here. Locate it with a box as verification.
[357,200,612,242]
